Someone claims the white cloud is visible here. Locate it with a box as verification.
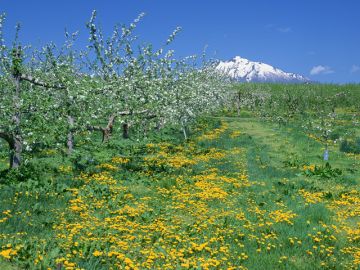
[350,65,360,73]
[310,65,334,75]
[277,27,292,33]
[265,24,292,33]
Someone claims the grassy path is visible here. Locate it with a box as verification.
[0,118,359,269]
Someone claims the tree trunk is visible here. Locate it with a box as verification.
[102,114,116,142]
[10,135,22,169]
[6,46,66,167]
[10,59,22,169]
[122,123,129,139]
[67,116,75,154]
[87,110,152,141]
[143,121,148,137]
[236,93,241,116]
[181,121,188,140]
[0,131,22,170]
[155,118,165,131]
[182,127,188,140]
[87,114,116,143]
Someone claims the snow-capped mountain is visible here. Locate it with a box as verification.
[216,56,308,83]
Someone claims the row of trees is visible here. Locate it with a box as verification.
[0,11,230,170]
[231,83,360,158]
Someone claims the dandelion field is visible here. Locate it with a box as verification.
[0,86,360,269]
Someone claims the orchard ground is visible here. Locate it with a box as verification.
[0,104,359,269]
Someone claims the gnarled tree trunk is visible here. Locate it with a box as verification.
[181,120,188,140]
[87,114,117,143]
[102,114,116,142]
[67,116,75,154]
[0,131,22,169]
[10,135,22,169]
[10,51,23,169]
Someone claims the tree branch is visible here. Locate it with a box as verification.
[86,125,103,132]
[20,74,65,89]
[86,110,155,138]
[117,109,150,116]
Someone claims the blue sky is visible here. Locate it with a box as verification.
[1,0,360,83]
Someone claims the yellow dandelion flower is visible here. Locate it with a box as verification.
[93,250,103,257]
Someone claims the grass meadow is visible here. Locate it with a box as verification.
[0,84,359,269]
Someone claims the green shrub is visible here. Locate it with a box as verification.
[340,138,360,154]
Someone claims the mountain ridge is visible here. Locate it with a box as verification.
[216,56,309,83]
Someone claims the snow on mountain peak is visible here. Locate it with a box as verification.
[216,56,308,83]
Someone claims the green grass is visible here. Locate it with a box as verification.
[0,260,19,270]
[0,109,359,269]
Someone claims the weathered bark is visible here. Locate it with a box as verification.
[67,116,75,154]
